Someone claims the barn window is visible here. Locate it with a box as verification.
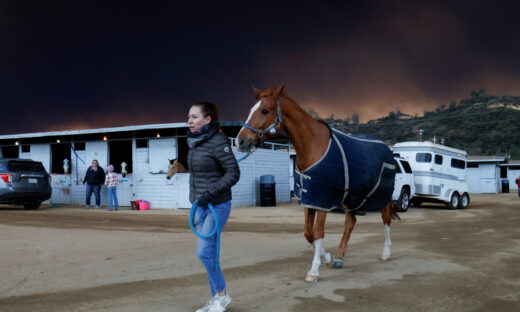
[148,138,177,173]
[109,140,132,174]
[136,139,148,148]
[51,143,72,174]
[2,146,19,158]
[416,153,432,163]
[74,142,86,150]
[21,145,30,153]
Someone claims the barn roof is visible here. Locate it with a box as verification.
[0,121,243,140]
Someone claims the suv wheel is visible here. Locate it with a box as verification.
[447,193,459,210]
[24,202,41,210]
[459,193,470,209]
[396,189,410,212]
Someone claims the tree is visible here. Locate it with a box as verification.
[449,100,457,109]
[352,113,359,125]
[308,109,320,118]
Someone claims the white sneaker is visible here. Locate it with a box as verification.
[196,297,216,312]
[207,294,231,312]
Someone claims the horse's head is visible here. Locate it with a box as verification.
[166,159,185,179]
[236,83,285,152]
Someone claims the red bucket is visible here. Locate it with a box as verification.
[137,200,150,210]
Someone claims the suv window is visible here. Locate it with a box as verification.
[435,154,443,165]
[395,161,402,173]
[400,160,413,173]
[8,161,46,173]
[416,153,432,163]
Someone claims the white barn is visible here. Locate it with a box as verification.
[466,156,520,194]
[0,122,291,208]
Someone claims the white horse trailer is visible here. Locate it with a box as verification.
[392,141,470,209]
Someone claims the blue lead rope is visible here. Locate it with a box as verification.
[189,201,221,269]
[189,150,253,269]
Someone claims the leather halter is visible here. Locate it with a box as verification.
[242,98,282,141]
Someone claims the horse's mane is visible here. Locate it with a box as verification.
[175,157,188,169]
[317,120,333,139]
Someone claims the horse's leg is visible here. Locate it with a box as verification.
[305,210,327,283]
[381,202,393,261]
[330,210,356,268]
[304,207,316,244]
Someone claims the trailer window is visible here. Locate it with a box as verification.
[435,154,443,165]
[416,153,432,163]
[451,158,466,169]
[400,160,413,173]
[467,163,479,168]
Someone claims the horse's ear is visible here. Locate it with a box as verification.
[251,84,261,98]
[275,83,286,96]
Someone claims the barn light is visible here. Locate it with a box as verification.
[56,139,61,143]
[15,141,19,146]
[156,133,161,138]
[103,136,107,141]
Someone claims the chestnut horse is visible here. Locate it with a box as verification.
[166,159,189,180]
[236,84,399,283]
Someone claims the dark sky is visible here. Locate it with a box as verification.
[2,1,520,134]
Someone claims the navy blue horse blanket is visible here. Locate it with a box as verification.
[294,128,396,215]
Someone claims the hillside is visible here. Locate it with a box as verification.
[324,90,520,158]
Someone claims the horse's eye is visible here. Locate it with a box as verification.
[261,109,268,114]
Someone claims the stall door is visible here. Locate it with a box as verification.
[50,174,72,204]
[86,141,108,168]
[30,144,51,173]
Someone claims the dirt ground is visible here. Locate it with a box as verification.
[0,193,519,312]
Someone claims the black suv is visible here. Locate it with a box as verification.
[0,159,52,209]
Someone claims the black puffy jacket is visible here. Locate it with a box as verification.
[188,132,240,205]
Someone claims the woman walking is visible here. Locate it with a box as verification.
[105,164,119,211]
[187,102,240,312]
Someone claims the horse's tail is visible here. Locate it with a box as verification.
[390,202,401,222]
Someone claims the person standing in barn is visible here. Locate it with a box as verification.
[187,102,240,312]
[83,159,105,209]
[105,164,119,211]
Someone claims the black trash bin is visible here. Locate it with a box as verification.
[260,175,276,207]
[501,179,509,193]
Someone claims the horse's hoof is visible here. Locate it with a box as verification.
[381,255,391,261]
[305,275,318,283]
[330,259,343,268]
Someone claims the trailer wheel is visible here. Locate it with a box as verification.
[459,193,470,209]
[396,189,410,212]
[447,192,460,210]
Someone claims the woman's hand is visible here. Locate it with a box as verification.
[197,191,211,207]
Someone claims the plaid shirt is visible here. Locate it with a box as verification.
[105,172,119,187]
